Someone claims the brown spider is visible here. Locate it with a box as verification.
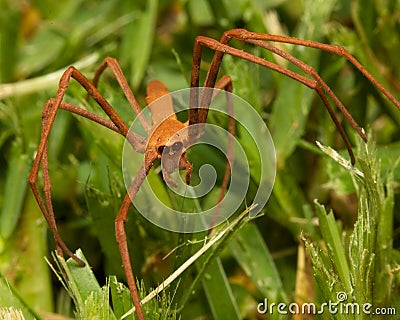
[28,29,400,319]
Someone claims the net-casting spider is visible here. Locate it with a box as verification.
[28,29,400,319]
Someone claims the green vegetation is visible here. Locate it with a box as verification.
[1,0,399,319]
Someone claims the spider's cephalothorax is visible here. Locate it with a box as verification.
[145,80,192,185]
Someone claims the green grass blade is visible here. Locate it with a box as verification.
[8,193,54,311]
[375,168,396,304]
[0,273,43,320]
[270,0,337,165]
[65,250,104,302]
[84,184,126,279]
[350,137,398,307]
[305,136,399,318]
[201,258,240,320]
[301,234,348,320]
[0,3,19,83]
[314,202,352,293]
[121,0,158,89]
[53,249,117,319]
[0,138,31,239]
[0,53,99,99]
[228,223,288,302]
[109,276,133,320]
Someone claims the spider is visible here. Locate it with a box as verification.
[28,29,400,319]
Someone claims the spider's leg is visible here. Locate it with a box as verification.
[190,32,366,164]
[115,151,157,320]
[58,99,146,151]
[230,35,367,141]
[28,66,145,264]
[239,37,361,163]
[28,100,85,266]
[186,71,235,229]
[188,39,226,141]
[225,29,400,111]
[210,75,235,231]
[189,32,317,137]
[90,57,152,132]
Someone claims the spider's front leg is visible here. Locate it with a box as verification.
[115,150,157,320]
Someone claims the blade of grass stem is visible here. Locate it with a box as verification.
[200,258,240,319]
[51,250,117,319]
[228,223,288,302]
[0,53,99,99]
[314,202,352,293]
[121,204,257,319]
[0,273,43,320]
[0,139,31,239]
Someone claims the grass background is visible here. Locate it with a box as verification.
[0,0,400,319]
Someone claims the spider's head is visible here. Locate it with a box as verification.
[158,139,192,186]
[151,119,187,162]
[157,141,184,160]
[148,118,192,185]
[157,139,188,173]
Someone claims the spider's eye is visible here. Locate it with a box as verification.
[158,146,167,154]
[171,141,183,152]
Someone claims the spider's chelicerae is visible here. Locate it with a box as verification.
[28,29,400,319]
